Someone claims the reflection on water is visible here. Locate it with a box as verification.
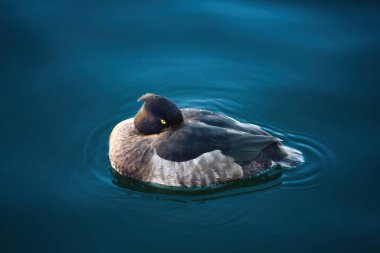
[1,0,380,252]
[112,168,283,201]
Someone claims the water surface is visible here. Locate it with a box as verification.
[1,0,380,252]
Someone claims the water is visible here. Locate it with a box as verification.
[1,0,380,252]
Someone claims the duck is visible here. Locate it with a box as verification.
[109,93,303,187]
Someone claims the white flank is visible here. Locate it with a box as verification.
[148,149,243,187]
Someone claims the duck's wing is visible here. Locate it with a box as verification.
[181,108,269,136]
[153,121,280,163]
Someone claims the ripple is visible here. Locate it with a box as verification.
[261,125,335,193]
[67,60,336,203]
[77,96,333,204]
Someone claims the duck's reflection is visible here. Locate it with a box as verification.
[111,166,283,202]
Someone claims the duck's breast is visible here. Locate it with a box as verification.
[109,118,156,181]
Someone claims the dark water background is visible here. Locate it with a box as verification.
[1,0,380,252]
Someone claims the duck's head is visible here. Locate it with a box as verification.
[134,93,184,135]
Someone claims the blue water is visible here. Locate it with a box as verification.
[1,0,380,252]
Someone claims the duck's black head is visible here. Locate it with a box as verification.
[134,93,184,135]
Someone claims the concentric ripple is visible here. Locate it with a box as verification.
[77,93,333,203]
[64,53,337,203]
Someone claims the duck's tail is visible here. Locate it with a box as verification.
[275,146,304,168]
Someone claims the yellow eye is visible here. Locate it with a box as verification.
[160,119,166,125]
